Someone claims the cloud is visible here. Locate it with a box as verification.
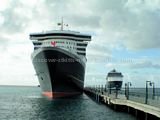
[0,0,160,86]
[0,13,5,25]
[2,0,159,50]
[105,57,160,70]
[66,15,100,29]
[0,0,11,11]
[98,0,160,50]
[129,60,160,69]
[0,2,28,33]
[0,36,10,51]
[0,0,51,34]
[1,0,160,50]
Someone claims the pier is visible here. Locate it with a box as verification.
[84,86,160,120]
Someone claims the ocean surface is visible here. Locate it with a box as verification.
[0,86,136,120]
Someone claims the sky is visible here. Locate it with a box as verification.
[0,0,160,87]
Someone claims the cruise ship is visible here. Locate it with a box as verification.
[30,23,91,98]
[106,69,123,90]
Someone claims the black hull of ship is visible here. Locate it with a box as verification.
[32,47,85,98]
[107,81,122,90]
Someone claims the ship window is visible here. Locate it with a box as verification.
[77,43,87,46]
[34,47,39,50]
[77,52,86,56]
[33,42,42,45]
[77,48,86,51]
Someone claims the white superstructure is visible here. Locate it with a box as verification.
[30,30,90,61]
[107,76,123,82]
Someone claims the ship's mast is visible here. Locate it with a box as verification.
[58,17,68,31]
[61,17,63,31]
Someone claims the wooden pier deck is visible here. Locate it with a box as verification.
[84,88,160,120]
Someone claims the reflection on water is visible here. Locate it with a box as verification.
[0,86,136,120]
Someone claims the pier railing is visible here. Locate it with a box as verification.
[85,86,160,108]
[84,86,160,119]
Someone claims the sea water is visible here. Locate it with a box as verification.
[0,86,136,120]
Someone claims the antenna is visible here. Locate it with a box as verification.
[57,17,68,31]
[61,17,63,30]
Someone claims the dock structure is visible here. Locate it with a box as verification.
[84,87,160,120]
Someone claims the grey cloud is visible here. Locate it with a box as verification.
[66,0,159,50]
[123,10,160,50]
[1,12,27,33]
[44,0,76,20]
[0,36,9,50]
[65,15,100,28]
[0,36,9,44]
[98,0,160,50]
[1,0,160,50]
[86,42,112,63]
[0,1,29,33]
[88,43,111,55]
[43,0,101,28]
[130,61,160,69]
[88,0,127,12]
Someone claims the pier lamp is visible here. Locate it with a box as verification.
[101,85,103,93]
[125,83,127,97]
[145,81,152,104]
[151,82,155,100]
[115,85,119,98]
[95,85,97,92]
[105,84,107,92]
[127,82,132,100]
[95,85,96,92]
[109,83,111,94]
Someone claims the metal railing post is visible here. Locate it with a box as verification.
[145,81,152,104]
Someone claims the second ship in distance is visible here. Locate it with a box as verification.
[106,69,123,90]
